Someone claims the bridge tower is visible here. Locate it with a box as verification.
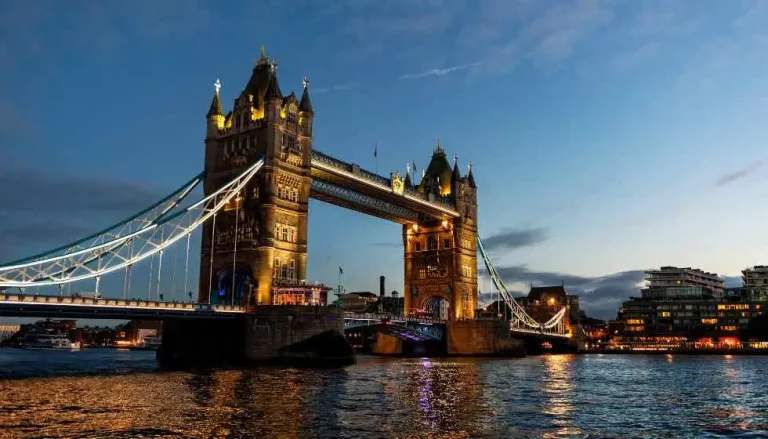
[199,47,313,306]
[403,142,478,320]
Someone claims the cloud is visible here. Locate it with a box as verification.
[312,83,357,94]
[399,61,483,80]
[0,164,162,215]
[329,0,614,74]
[482,227,548,252]
[613,41,659,70]
[0,164,164,262]
[0,1,212,74]
[715,161,763,187]
[483,264,647,319]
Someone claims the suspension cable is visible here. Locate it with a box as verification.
[208,211,217,304]
[232,192,240,306]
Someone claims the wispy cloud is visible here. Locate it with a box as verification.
[399,61,482,80]
[613,41,659,70]
[482,227,548,252]
[715,161,763,187]
[313,83,357,94]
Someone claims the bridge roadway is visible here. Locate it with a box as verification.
[0,293,568,340]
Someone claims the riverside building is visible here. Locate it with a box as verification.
[742,265,768,287]
[613,266,768,351]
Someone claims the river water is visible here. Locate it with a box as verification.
[1,350,767,438]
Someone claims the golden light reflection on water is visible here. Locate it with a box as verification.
[5,352,768,437]
[541,354,582,438]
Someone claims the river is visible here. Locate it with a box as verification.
[1,349,767,438]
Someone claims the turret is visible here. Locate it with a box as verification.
[451,154,461,199]
[418,139,453,198]
[404,163,414,190]
[299,77,313,114]
[298,77,314,138]
[206,78,224,138]
[467,162,477,189]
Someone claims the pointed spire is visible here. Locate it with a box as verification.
[299,76,313,113]
[206,78,223,118]
[451,153,461,182]
[264,72,282,101]
[256,45,270,66]
[405,163,414,189]
[467,162,476,188]
[433,138,445,156]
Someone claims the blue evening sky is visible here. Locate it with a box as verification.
[1,0,768,319]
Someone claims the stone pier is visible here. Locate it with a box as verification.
[157,306,354,369]
[446,320,525,357]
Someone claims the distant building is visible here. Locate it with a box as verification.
[645,266,724,295]
[381,291,404,315]
[518,285,579,331]
[615,266,768,349]
[0,325,20,343]
[742,265,768,287]
[340,292,378,313]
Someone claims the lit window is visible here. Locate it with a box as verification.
[289,260,296,281]
[274,258,280,278]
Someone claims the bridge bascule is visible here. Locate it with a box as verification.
[0,47,568,348]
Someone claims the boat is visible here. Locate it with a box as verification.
[129,336,162,351]
[22,329,76,350]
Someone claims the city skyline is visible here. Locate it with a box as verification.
[2,1,768,319]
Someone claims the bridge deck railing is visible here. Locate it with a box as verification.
[342,312,445,325]
[0,293,246,313]
[311,150,458,214]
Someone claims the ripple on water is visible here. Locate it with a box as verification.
[1,351,768,438]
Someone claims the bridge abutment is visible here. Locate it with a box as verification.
[158,306,354,369]
[370,333,403,355]
[446,320,525,357]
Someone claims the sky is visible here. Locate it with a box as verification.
[1,0,768,321]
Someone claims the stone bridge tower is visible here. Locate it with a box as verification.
[199,47,313,306]
[403,142,478,320]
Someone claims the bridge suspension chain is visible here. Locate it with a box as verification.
[0,159,265,288]
[476,237,567,332]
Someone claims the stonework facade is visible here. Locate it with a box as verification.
[199,49,479,319]
[403,143,478,320]
[199,48,313,306]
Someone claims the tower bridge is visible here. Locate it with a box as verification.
[0,47,571,365]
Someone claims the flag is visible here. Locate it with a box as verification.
[339,266,343,275]
[374,144,377,158]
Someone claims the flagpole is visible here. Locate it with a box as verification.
[374,143,378,175]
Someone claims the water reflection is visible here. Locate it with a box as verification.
[541,355,580,438]
[3,350,768,438]
[396,358,487,438]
